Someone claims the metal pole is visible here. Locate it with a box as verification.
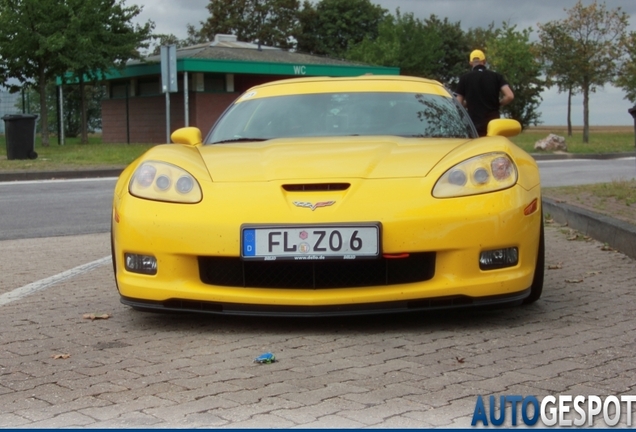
[56,85,60,145]
[161,45,176,143]
[184,72,189,127]
[58,85,65,145]
[166,92,170,143]
[126,82,130,144]
[629,106,636,175]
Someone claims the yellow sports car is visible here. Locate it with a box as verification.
[111,75,543,316]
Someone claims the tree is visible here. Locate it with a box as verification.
[150,34,187,56]
[0,0,73,147]
[196,0,299,49]
[185,24,210,46]
[294,1,321,54]
[486,23,546,129]
[615,31,636,104]
[538,22,579,135]
[0,0,153,146]
[538,0,629,143]
[464,22,497,53]
[22,81,104,138]
[346,10,443,78]
[61,84,105,138]
[422,15,469,88]
[61,0,153,144]
[295,0,387,57]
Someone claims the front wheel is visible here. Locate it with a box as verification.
[110,220,120,292]
[523,218,545,305]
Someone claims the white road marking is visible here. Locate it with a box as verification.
[0,256,111,306]
[0,177,118,186]
[536,156,635,164]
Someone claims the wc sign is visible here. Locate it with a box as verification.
[293,65,307,75]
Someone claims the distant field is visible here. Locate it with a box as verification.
[527,125,634,133]
[511,125,636,154]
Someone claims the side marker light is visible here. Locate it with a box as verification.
[524,198,538,216]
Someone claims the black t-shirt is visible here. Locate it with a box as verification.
[456,65,509,133]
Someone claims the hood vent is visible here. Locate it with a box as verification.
[283,183,350,192]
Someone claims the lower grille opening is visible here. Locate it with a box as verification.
[198,252,435,289]
[164,299,223,312]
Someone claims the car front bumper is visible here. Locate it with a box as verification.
[112,179,542,315]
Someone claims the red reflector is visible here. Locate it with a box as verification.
[524,198,538,216]
[114,209,120,223]
[383,253,410,259]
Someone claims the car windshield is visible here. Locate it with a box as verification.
[206,92,473,144]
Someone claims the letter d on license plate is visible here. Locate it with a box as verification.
[242,224,380,260]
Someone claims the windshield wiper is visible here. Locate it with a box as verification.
[211,137,269,144]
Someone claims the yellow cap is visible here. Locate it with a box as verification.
[470,49,486,61]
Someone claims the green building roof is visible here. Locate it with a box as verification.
[100,34,400,80]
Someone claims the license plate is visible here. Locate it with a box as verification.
[242,224,380,260]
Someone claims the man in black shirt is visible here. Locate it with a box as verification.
[455,49,514,136]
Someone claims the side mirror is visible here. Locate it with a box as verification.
[486,119,521,137]
[171,127,202,146]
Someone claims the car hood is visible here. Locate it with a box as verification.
[198,136,470,182]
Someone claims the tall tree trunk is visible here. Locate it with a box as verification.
[583,81,590,143]
[38,67,49,147]
[80,77,88,144]
[567,87,572,137]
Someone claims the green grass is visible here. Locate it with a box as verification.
[0,134,154,171]
[543,179,636,224]
[510,128,636,154]
[545,179,636,207]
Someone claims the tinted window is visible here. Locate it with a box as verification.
[207,92,473,144]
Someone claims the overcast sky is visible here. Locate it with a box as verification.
[131,0,636,126]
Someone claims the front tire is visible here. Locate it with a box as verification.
[110,220,120,292]
[523,218,545,304]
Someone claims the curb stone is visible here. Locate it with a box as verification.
[542,197,636,260]
[0,168,123,182]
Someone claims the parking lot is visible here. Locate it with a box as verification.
[1,223,635,427]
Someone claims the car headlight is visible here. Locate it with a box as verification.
[129,161,202,203]
[432,152,517,198]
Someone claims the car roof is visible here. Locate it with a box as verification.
[235,75,451,102]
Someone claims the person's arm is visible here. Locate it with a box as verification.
[455,93,466,107]
[499,84,514,106]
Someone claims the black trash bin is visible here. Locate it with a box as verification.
[2,114,38,160]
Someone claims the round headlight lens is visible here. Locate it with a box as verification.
[491,157,514,181]
[473,167,489,184]
[176,175,194,194]
[134,164,156,188]
[156,175,171,191]
[448,169,467,186]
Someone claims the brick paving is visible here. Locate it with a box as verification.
[1,225,635,427]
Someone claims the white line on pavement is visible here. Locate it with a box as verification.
[0,256,111,306]
[0,177,118,186]
[537,156,635,164]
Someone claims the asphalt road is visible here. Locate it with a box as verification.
[0,178,116,241]
[537,156,636,187]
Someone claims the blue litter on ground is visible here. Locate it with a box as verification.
[254,352,276,364]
